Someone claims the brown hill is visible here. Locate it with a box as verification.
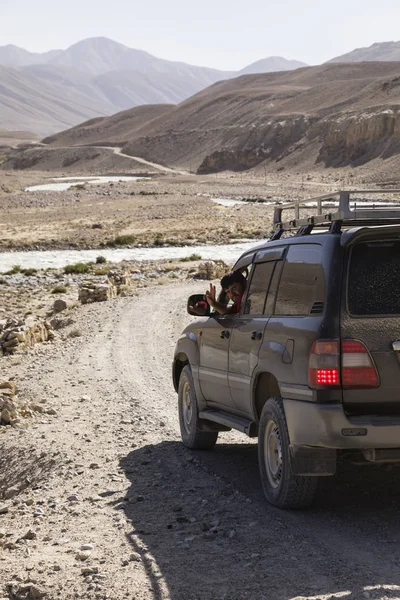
[328,41,400,63]
[44,62,400,173]
[42,104,174,147]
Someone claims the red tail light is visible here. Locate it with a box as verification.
[308,340,340,389]
[341,340,379,388]
[308,339,379,389]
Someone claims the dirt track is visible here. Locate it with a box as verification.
[2,283,400,600]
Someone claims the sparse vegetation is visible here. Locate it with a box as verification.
[51,285,68,294]
[179,253,202,262]
[64,262,92,274]
[5,264,22,275]
[96,255,107,264]
[21,268,38,276]
[93,267,109,276]
[106,235,137,247]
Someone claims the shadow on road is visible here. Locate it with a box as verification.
[119,440,400,600]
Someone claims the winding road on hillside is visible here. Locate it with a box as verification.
[96,145,191,176]
[2,282,400,599]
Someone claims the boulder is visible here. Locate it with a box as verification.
[196,261,227,280]
[53,299,68,313]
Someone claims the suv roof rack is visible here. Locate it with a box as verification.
[273,190,400,236]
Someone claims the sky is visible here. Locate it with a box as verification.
[1,0,400,70]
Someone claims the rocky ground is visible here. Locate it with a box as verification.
[1,274,400,599]
[0,165,378,252]
[2,163,400,600]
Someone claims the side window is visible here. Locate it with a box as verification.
[244,261,275,315]
[265,260,283,314]
[275,245,325,316]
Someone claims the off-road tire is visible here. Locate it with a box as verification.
[258,397,318,509]
[178,365,218,450]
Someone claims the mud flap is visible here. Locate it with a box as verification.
[289,445,337,476]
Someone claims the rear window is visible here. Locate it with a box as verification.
[348,241,400,316]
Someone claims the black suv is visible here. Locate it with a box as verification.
[172,190,400,508]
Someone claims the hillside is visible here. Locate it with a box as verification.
[42,62,400,174]
[239,57,307,75]
[0,37,307,134]
[329,41,400,63]
[42,104,174,146]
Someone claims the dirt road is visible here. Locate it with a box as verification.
[1,283,400,600]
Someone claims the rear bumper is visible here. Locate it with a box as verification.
[284,399,400,449]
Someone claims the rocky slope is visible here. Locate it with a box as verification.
[38,62,400,174]
[328,40,400,63]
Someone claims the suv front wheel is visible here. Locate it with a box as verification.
[258,397,318,509]
[178,365,218,450]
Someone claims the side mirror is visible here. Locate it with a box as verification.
[187,294,211,317]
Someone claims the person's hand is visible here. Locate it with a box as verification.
[205,283,216,306]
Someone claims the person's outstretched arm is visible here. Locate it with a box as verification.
[205,284,230,315]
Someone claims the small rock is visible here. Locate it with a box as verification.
[22,529,37,540]
[81,566,99,576]
[53,299,67,313]
[129,552,141,562]
[67,494,79,503]
[75,551,91,561]
[80,543,94,551]
[0,504,9,515]
[89,463,100,470]
[80,395,91,402]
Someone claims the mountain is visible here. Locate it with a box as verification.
[41,62,400,175]
[0,37,307,134]
[0,65,116,134]
[239,57,307,75]
[328,41,400,63]
[0,44,62,67]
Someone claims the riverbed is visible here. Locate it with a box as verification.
[0,241,263,271]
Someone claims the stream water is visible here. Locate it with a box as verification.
[0,241,263,271]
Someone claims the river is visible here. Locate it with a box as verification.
[0,241,264,271]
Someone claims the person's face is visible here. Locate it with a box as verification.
[225,282,243,303]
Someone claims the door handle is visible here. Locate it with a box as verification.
[220,330,230,339]
[251,331,262,341]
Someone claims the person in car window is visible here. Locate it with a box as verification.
[207,271,247,314]
[190,270,247,316]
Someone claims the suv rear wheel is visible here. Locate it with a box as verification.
[178,365,218,450]
[258,397,318,509]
